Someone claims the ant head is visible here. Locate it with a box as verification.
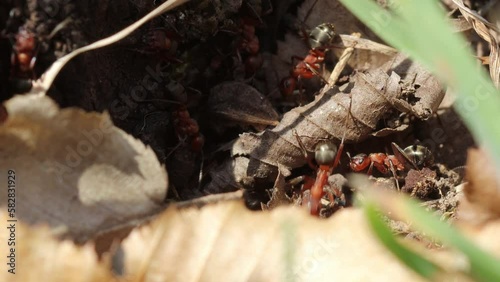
[314,140,337,165]
[348,153,371,172]
[308,23,336,50]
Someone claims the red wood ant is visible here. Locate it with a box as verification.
[172,105,204,152]
[234,17,263,77]
[142,28,183,64]
[348,143,434,190]
[9,27,37,93]
[294,130,345,216]
[280,23,336,97]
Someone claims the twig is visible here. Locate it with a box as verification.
[174,190,244,209]
[320,32,361,95]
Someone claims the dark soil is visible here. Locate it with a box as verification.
[0,0,475,216]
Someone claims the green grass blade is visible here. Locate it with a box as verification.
[364,202,442,279]
[401,198,500,282]
[339,0,500,171]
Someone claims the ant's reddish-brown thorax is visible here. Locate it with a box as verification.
[349,152,405,175]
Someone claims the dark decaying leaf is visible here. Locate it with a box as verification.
[0,95,167,242]
[204,53,445,193]
[208,82,279,132]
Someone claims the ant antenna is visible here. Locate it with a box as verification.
[303,0,321,27]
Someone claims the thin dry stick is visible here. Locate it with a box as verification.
[325,33,361,89]
[338,34,397,56]
[175,190,244,209]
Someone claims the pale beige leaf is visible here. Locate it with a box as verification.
[0,94,167,241]
[122,201,427,282]
[0,211,115,281]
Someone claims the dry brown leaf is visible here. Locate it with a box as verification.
[265,168,293,210]
[0,211,115,281]
[205,53,445,192]
[0,94,167,241]
[457,148,500,224]
[122,201,427,282]
[452,0,500,87]
[5,198,500,282]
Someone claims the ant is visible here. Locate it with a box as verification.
[348,143,434,190]
[239,19,263,77]
[228,16,263,78]
[8,27,37,93]
[171,105,205,153]
[293,130,345,216]
[4,9,72,94]
[143,28,180,56]
[141,27,184,64]
[235,0,273,77]
[279,22,337,97]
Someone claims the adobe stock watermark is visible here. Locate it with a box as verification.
[39,0,73,18]
[288,234,340,282]
[416,77,494,156]
[109,63,169,120]
[366,0,405,35]
[45,61,169,181]
[454,77,496,118]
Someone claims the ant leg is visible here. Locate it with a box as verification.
[291,55,305,64]
[303,0,320,27]
[293,129,317,170]
[140,111,164,132]
[367,161,374,175]
[165,136,186,160]
[324,184,335,206]
[387,159,401,191]
[300,175,315,208]
[300,175,315,194]
[331,96,353,170]
[297,75,305,104]
[29,56,37,79]
[325,185,345,208]
[303,62,330,85]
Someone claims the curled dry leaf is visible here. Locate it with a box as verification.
[0,95,167,241]
[208,82,279,132]
[121,201,427,282]
[204,53,445,193]
[0,211,115,281]
[457,148,500,225]
[452,0,500,87]
[264,168,293,210]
